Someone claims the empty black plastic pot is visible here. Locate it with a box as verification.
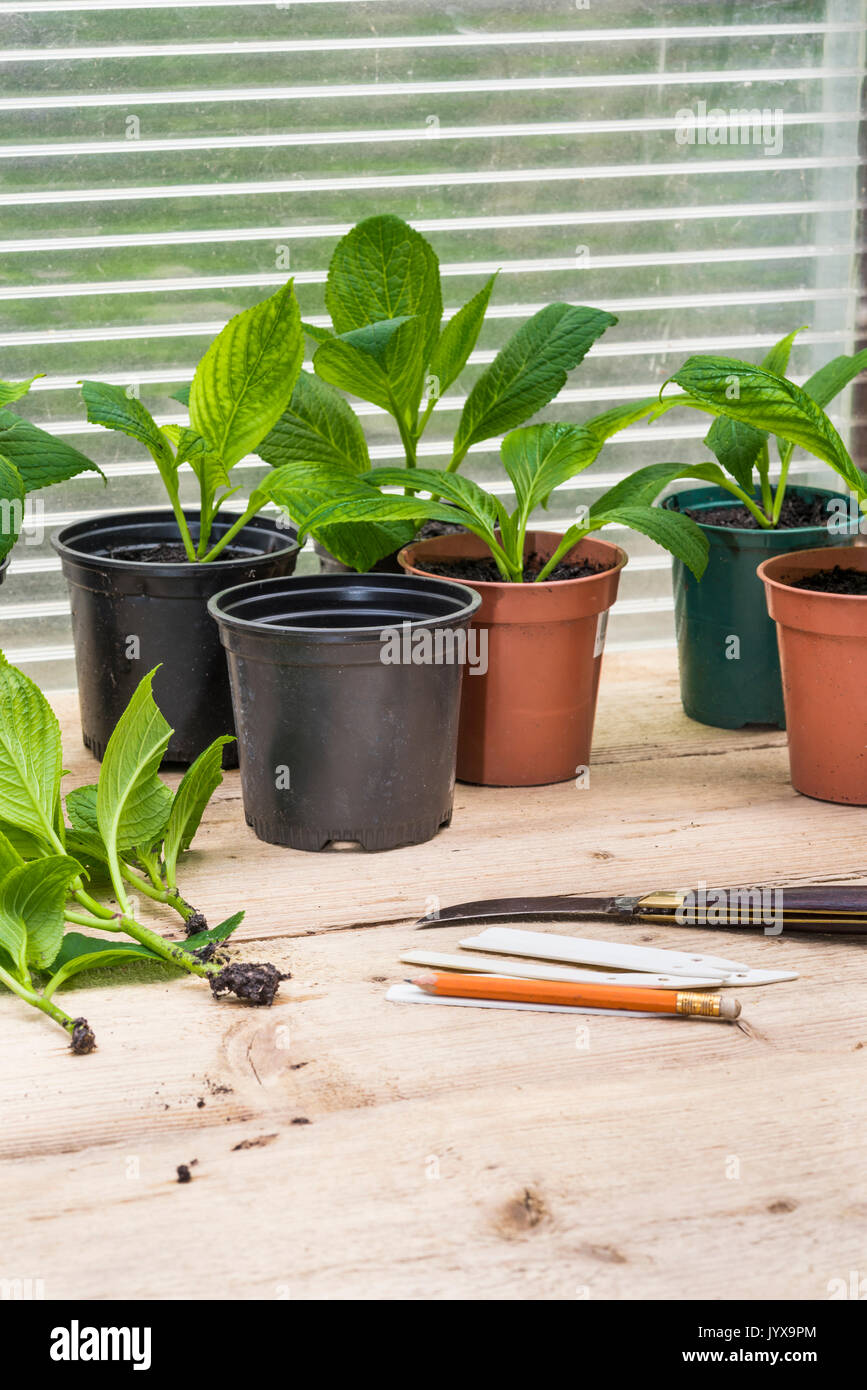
[52,509,299,766]
[208,572,482,851]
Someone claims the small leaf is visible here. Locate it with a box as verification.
[0,654,63,846]
[97,669,173,876]
[0,376,41,407]
[189,280,304,471]
[258,370,371,475]
[0,855,83,970]
[499,422,603,520]
[761,326,807,380]
[363,466,501,536]
[0,827,23,880]
[453,304,616,462]
[429,274,497,394]
[592,461,730,515]
[301,320,334,344]
[703,414,767,491]
[171,384,192,407]
[0,818,49,859]
[313,320,418,418]
[181,910,245,954]
[0,410,103,492]
[803,348,867,410]
[163,735,233,884]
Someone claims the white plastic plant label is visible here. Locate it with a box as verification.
[594,610,609,657]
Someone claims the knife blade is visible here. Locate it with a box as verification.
[415,885,867,933]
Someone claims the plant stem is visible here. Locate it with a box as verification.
[771,444,794,525]
[121,864,194,922]
[164,481,198,562]
[116,915,215,978]
[199,502,257,563]
[65,908,121,931]
[73,885,118,920]
[0,960,83,1039]
[535,529,587,583]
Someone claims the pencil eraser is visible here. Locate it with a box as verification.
[720,997,742,1020]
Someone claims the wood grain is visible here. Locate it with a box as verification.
[2,649,865,1300]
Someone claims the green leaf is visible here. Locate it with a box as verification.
[313,318,420,419]
[0,827,23,881]
[363,466,502,537]
[452,304,616,463]
[325,213,442,373]
[298,489,466,546]
[0,376,41,407]
[589,504,710,579]
[180,910,245,954]
[0,654,63,846]
[258,370,371,475]
[301,320,334,344]
[96,670,173,881]
[80,380,176,474]
[0,819,49,860]
[0,855,83,970]
[189,280,304,471]
[163,735,233,885]
[802,348,867,410]
[703,415,768,491]
[262,462,418,571]
[171,384,191,407]
[0,410,103,493]
[667,357,863,495]
[591,461,731,515]
[43,932,164,993]
[429,274,497,395]
[761,326,807,380]
[499,422,603,520]
[0,452,27,561]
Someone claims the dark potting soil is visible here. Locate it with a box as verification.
[104,541,255,563]
[789,566,867,596]
[208,962,290,1006]
[421,553,609,583]
[70,1017,96,1054]
[681,493,831,530]
[415,518,468,540]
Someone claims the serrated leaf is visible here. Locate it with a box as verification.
[0,855,82,970]
[500,422,603,520]
[803,348,867,410]
[363,466,502,537]
[591,461,730,515]
[181,910,245,954]
[0,655,62,846]
[171,384,191,407]
[668,356,863,494]
[429,274,497,395]
[301,320,334,343]
[0,452,27,561]
[258,370,371,475]
[189,280,304,471]
[325,213,442,378]
[0,410,103,492]
[261,462,418,571]
[43,932,164,993]
[163,735,233,885]
[453,304,616,463]
[761,326,807,380]
[298,489,465,546]
[704,414,768,491]
[97,670,173,881]
[313,319,420,419]
[80,380,176,474]
[589,504,709,579]
[0,376,41,407]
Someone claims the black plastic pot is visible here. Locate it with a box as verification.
[52,509,299,765]
[208,572,481,851]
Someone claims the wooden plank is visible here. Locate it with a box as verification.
[2,649,865,1300]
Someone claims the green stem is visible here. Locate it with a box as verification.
[199,501,258,563]
[73,886,117,921]
[134,849,163,891]
[65,908,121,931]
[121,864,193,921]
[0,960,82,1038]
[395,411,418,474]
[771,445,794,525]
[711,476,775,528]
[536,529,587,583]
[445,443,469,475]
[164,479,197,562]
[116,915,214,978]
[757,444,773,519]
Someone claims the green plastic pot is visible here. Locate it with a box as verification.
[664,485,853,729]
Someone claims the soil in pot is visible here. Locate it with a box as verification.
[759,545,867,804]
[399,529,626,787]
[664,484,852,730]
[208,571,481,851]
[53,509,299,767]
[419,554,607,583]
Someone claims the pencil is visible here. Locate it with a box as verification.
[411,971,741,1020]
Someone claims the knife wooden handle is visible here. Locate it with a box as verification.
[635,885,867,933]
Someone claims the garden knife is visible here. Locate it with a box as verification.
[415,886,867,934]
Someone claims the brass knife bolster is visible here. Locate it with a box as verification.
[633,889,867,926]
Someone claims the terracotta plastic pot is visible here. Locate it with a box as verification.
[759,546,867,804]
[398,530,627,786]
